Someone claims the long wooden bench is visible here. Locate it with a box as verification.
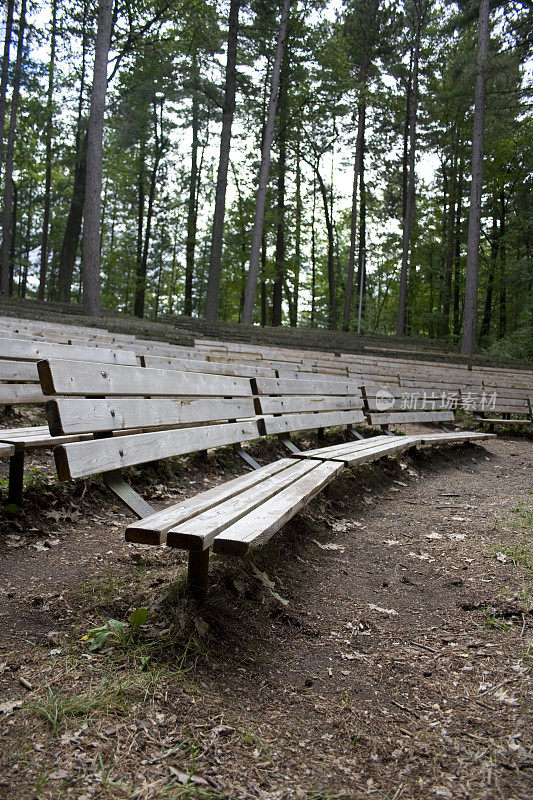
[36,359,495,597]
[0,339,137,506]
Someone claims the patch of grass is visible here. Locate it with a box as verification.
[27,672,153,734]
[491,543,533,574]
[482,609,512,632]
[509,506,533,532]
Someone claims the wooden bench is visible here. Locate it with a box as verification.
[361,383,460,430]
[0,339,137,506]
[463,386,533,428]
[38,359,495,597]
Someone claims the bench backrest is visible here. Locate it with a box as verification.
[362,384,456,426]
[252,377,365,435]
[38,359,259,479]
[141,354,276,378]
[0,338,137,405]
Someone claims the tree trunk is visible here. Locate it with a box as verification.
[137,105,162,318]
[272,58,287,327]
[479,212,498,343]
[184,54,200,316]
[241,0,292,324]
[343,80,366,331]
[81,0,114,317]
[315,165,336,330]
[291,133,301,327]
[396,10,422,337]
[8,179,17,296]
[57,0,89,303]
[0,0,26,296]
[38,0,58,301]
[498,190,506,337]
[453,162,463,337]
[356,158,366,331]
[461,0,489,354]
[20,184,33,298]
[133,133,146,317]
[0,0,15,189]
[204,0,240,321]
[311,172,316,327]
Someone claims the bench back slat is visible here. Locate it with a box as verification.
[142,354,275,378]
[38,359,252,397]
[0,337,137,365]
[46,397,256,435]
[253,377,360,396]
[54,420,260,479]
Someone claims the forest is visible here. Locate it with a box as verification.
[0,0,531,357]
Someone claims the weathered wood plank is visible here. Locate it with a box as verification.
[126,459,296,544]
[0,385,48,404]
[46,397,256,435]
[0,338,137,365]
[54,420,260,479]
[261,409,366,435]
[212,461,344,556]
[257,395,363,415]
[0,360,39,380]
[294,434,403,459]
[142,354,275,378]
[366,411,454,425]
[253,377,360,396]
[38,359,253,397]
[166,460,319,551]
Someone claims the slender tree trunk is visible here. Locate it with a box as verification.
[315,165,336,330]
[461,0,489,354]
[205,0,240,321]
[133,133,146,317]
[8,179,17,296]
[38,0,58,301]
[0,0,26,296]
[396,8,423,337]
[343,77,366,331]
[453,162,463,337]
[272,59,288,327]
[498,190,506,337]
[81,0,114,316]
[291,133,301,327]
[311,172,316,327]
[20,185,33,298]
[184,54,200,316]
[137,108,161,318]
[57,0,89,303]
[356,158,366,330]
[241,0,292,324]
[479,212,498,343]
[0,0,15,189]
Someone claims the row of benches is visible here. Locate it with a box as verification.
[33,357,494,596]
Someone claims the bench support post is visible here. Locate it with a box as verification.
[103,470,155,518]
[347,425,364,440]
[381,424,395,437]
[187,549,209,600]
[317,427,325,442]
[7,449,24,508]
[233,443,261,471]
[278,434,302,455]
[440,424,453,433]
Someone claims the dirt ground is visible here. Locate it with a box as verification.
[0,426,531,800]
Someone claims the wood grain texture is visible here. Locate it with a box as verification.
[54,420,260,479]
[257,395,363,414]
[37,359,252,397]
[126,459,296,544]
[0,337,136,365]
[46,397,256,435]
[213,461,344,556]
[167,460,319,551]
[366,411,455,424]
[261,409,366,434]
[253,377,361,396]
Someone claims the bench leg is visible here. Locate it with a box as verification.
[317,427,325,442]
[278,434,302,455]
[103,470,155,518]
[233,443,261,471]
[347,425,364,440]
[187,549,210,600]
[7,450,24,508]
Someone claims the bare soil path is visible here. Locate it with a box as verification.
[0,434,531,800]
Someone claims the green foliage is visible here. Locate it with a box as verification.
[82,608,149,651]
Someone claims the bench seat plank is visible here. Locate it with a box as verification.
[166,459,320,551]
[473,417,531,424]
[54,420,260,479]
[212,460,344,556]
[261,409,365,435]
[296,434,394,459]
[0,443,14,459]
[126,458,296,545]
[325,436,421,464]
[418,432,496,444]
[0,426,89,449]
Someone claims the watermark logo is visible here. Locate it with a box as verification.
[375,388,395,411]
